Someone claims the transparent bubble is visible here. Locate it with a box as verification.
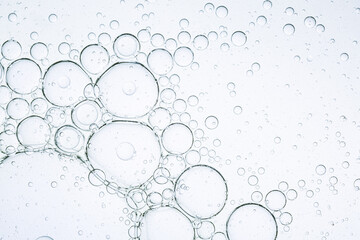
[173,99,187,112]
[165,38,178,51]
[220,43,230,52]
[179,18,189,29]
[279,212,293,225]
[283,24,295,35]
[205,115,219,130]
[274,136,281,144]
[354,179,360,191]
[86,121,160,188]
[0,86,11,105]
[43,61,92,106]
[137,29,151,42]
[316,24,325,33]
[198,221,215,239]
[340,53,349,61]
[285,7,294,16]
[88,168,106,187]
[185,150,201,165]
[226,203,277,240]
[30,42,49,60]
[151,33,165,47]
[278,181,289,192]
[147,48,173,75]
[304,16,316,28]
[36,236,54,240]
[208,31,218,41]
[177,31,191,45]
[248,175,259,186]
[45,107,66,127]
[140,207,194,240]
[175,165,228,219]
[16,116,50,148]
[251,191,263,202]
[233,106,242,115]
[263,0,272,9]
[286,189,298,200]
[80,44,110,74]
[71,100,102,131]
[215,6,228,18]
[162,123,193,154]
[48,14,58,23]
[30,31,39,40]
[160,88,176,103]
[55,125,85,153]
[8,12,17,22]
[212,232,227,240]
[1,40,22,60]
[6,98,30,120]
[160,155,186,180]
[265,190,287,211]
[30,98,48,115]
[231,31,247,46]
[113,33,140,59]
[256,16,267,26]
[109,20,119,30]
[6,58,41,94]
[0,130,19,154]
[204,3,215,13]
[96,62,158,118]
[187,95,199,106]
[58,42,71,55]
[315,164,326,175]
[98,32,111,46]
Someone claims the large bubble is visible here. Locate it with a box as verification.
[96,62,159,118]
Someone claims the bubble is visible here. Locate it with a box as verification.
[274,137,281,144]
[175,165,228,219]
[205,116,219,130]
[48,14,58,23]
[140,206,194,240]
[30,98,48,115]
[212,232,227,240]
[109,20,119,30]
[193,35,209,50]
[285,7,294,16]
[36,236,54,240]
[215,6,228,18]
[165,38,178,51]
[1,39,22,60]
[147,48,173,75]
[279,212,293,225]
[98,32,111,45]
[160,155,186,179]
[6,58,41,94]
[43,61,92,106]
[55,125,85,153]
[278,181,289,191]
[283,24,295,35]
[226,203,277,240]
[185,150,201,165]
[113,33,140,59]
[173,99,187,112]
[160,88,176,103]
[0,86,11,105]
[137,29,151,42]
[0,130,19,154]
[265,190,286,211]
[16,116,50,148]
[30,31,39,40]
[161,123,193,154]
[304,16,316,28]
[45,107,66,127]
[0,106,5,126]
[88,168,106,187]
[340,53,349,61]
[96,62,158,118]
[316,24,325,33]
[256,16,267,25]
[315,164,326,175]
[220,43,230,52]
[208,31,218,41]
[86,121,160,188]
[263,0,272,9]
[179,18,189,29]
[177,31,191,45]
[151,33,165,47]
[148,107,171,130]
[198,221,215,239]
[6,98,30,120]
[251,191,263,202]
[30,42,48,60]
[187,95,199,106]
[248,175,259,186]
[71,100,102,131]
[8,12,17,22]
[354,179,360,190]
[233,106,242,115]
[80,44,110,74]
[58,42,71,55]
[231,31,247,46]
[204,3,215,13]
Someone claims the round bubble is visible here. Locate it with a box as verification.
[197,221,215,239]
[174,47,194,67]
[30,42,49,60]
[304,16,316,28]
[36,236,53,240]
[96,62,159,118]
[0,130,19,154]
[215,6,228,18]
[113,33,140,59]
[86,121,161,188]
[71,100,102,130]
[6,58,42,94]
[1,39,22,60]
[231,31,247,46]
[205,115,219,130]
[55,125,85,153]
[161,123,193,154]
[283,24,295,35]
[140,206,194,240]
[16,116,50,148]
[80,44,110,74]
[193,35,209,50]
[0,86,12,105]
[43,61,92,107]
[175,164,228,219]
[265,190,287,211]
[148,107,171,130]
[31,98,48,115]
[226,203,277,240]
[147,48,173,75]
[6,98,30,120]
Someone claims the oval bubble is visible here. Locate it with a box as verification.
[140,206,194,240]
[226,203,278,240]
[147,48,173,75]
[80,44,110,74]
[113,33,140,59]
[55,125,85,153]
[161,123,193,154]
[175,164,228,219]
[96,62,159,118]
[86,121,161,188]
[43,61,92,107]
[16,115,50,148]
[6,58,42,94]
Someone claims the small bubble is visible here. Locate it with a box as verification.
[8,12,17,22]
[340,53,349,61]
[256,16,267,26]
[274,137,281,144]
[304,16,316,28]
[283,24,295,35]
[231,31,247,46]
[315,164,326,175]
[179,18,189,29]
[233,106,242,115]
[205,116,219,130]
[51,181,58,188]
[204,3,215,13]
[215,6,228,18]
[316,24,325,33]
[48,14,58,23]
[263,0,272,9]
[109,20,119,30]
